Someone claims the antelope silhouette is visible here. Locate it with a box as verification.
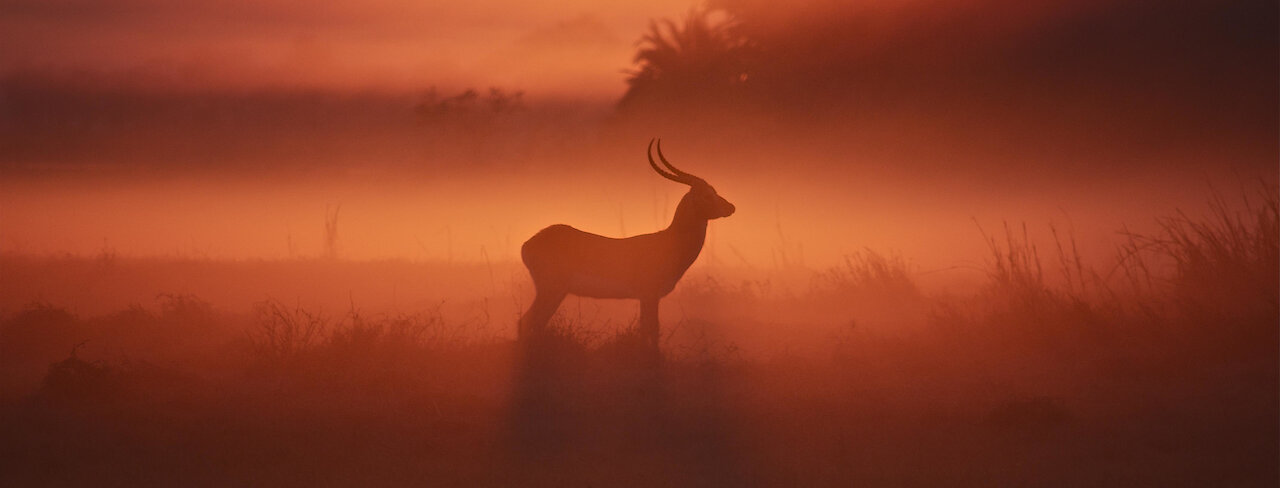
[519,139,735,354]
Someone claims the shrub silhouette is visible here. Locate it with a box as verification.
[0,303,84,387]
[247,299,328,367]
[620,7,754,111]
[38,347,118,405]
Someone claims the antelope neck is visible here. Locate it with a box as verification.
[667,193,709,233]
[662,210,706,272]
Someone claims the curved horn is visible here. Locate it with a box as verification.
[656,139,706,186]
[648,138,684,184]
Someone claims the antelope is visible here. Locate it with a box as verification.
[518,139,735,354]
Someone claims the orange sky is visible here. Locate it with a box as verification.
[1,0,1274,272]
[0,0,1118,95]
[1,0,706,96]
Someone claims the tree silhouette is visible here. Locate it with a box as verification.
[619,8,754,110]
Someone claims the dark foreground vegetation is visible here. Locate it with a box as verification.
[1,191,1276,487]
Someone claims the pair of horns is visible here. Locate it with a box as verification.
[647,138,706,186]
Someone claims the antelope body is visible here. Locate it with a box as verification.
[519,139,735,352]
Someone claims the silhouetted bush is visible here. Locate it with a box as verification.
[38,349,118,405]
[415,87,525,121]
[620,7,754,112]
[247,299,328,367]
[0,302,83,369]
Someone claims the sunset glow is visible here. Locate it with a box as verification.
[1,0,1276,485]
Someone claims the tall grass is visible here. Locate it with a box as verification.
[322,205,341,260]
[818,249,919,302]
[1121,184,1278,319]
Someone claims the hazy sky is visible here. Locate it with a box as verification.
[1,0,1274,266]
[1,0,699,96]
[5,0,1274,104]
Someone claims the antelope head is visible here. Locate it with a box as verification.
[648,138,736,221]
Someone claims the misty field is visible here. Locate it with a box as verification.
[0,190,1274,487]
[3,0,1276,485]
